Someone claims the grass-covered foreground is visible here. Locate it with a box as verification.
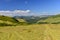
[0,24,60,40]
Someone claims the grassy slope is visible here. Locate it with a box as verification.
[0,24,60,40]
[0,16,19,26]
[37,15,60,24]
[44,15,60,23]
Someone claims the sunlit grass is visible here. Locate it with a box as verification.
[0,24,60,40]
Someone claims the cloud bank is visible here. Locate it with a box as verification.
[0,10,31,16]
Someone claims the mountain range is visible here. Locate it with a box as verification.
[0,14,60,26]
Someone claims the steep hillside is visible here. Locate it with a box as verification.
[0,15,19,26]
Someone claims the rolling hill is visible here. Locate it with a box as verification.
[37,14,60,24]
[0,14,60,26]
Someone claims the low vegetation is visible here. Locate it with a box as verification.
[0,24,60,40]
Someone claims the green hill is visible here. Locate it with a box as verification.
[37,14,60,24]
[0,15,19,26]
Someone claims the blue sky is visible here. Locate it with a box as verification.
[0,0,60,16]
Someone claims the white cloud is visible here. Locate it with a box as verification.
[14,10,30,14]
[0,10,31,16]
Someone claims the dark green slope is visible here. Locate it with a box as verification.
[0,15,19,26]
